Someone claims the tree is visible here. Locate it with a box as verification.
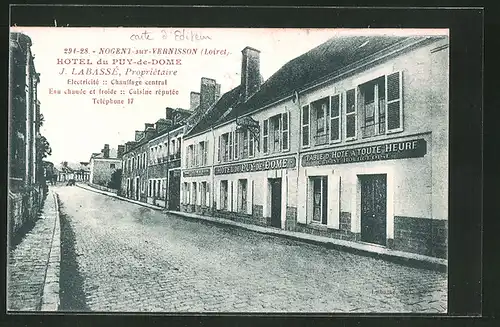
[108,169,122,190]
[37,135,52,159]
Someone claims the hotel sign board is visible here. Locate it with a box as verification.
[302,139,427,167]
[215,156,297,175]
[183,168,211,177]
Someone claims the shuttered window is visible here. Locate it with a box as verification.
[263,119,269,154]
[345,88,357,140]
[386,71,403,132]
[282,112,290,151]
[330,94,341,142]
[302,105,310,147]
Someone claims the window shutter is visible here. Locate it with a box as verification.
[327,175,341,229]
[263,119,269,154]
[301,105,310,147]
[386,71,403,132]
[206,183,210,207]
[330,94,341,142]
[247,180,253,215]
[345,88,357,140]
[218,136,221,162]
[234,130,239,160]
[282,112,290,151]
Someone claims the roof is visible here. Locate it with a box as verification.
[185,34,443,137]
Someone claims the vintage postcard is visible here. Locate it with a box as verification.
[8,25,449,313]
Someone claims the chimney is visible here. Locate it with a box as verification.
[144,126,156,139]
[190,92,201,111]
[199,77,217,115]
[125,141,137,152]
[155,119,169,133]
[144,123,154,131]
[103,144,110,159]
[240,46,261,102]
[135,130,143,141]
[117,145,125,159]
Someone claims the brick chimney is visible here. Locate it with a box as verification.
[199,77,217,115]
[155,119,169,133]
[117,145,125,159]
[103,144,110,159]
[135,131,143,141]
[240,46,261,102]
[144,123,154,131]
[190,92,201,111]
[125,141,137,152]
[144,126,156,139]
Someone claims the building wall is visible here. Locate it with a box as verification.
[180,37,449,258]
[90,158,122,187]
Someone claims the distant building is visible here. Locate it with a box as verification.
[89,144,122,187]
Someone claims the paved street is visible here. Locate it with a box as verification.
[55,186,447,313]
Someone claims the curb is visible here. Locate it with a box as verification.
[40,191,61,311]
[167,211,447,273]
[76,183,164,211]
[78,183,447,272]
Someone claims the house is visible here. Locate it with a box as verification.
[89,144,123,187]
[181,34,449,259]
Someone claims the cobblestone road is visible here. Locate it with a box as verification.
[56,186,447,313]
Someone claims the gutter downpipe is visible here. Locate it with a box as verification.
[210,126,216,216]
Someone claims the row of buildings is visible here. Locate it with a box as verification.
[117,34,449,259]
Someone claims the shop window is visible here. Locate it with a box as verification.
[152,180,157,197]
[183,182,190,204]
[238,179,248,213]
[201,182,207,207]
[157,179,161,199]
[302,105,310,147]
[310,176,328,225]
[220,180,228,210]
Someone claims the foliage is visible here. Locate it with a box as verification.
[36,135,52,159]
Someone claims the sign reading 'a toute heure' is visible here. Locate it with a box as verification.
[183,168,211,177]
[302,138,427,167]
[215,157,297,175]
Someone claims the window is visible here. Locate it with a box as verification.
[220,180,228,210]
[199,141,207,166]
[386,71,403,132]
[152,180,157,197]
[249,130,255,157]
[271,115,281,152]
[310,176,328,225]
[262,119,269,154]
[282,112,290,151]
[157,179,161,199]
[238,179,247,213]
[311,97,329,145]
[201,182,207,207]
[110,163,116,169]
[183,182,189,204]
[192,182,197,205]
[345,88,357,140]
[302,105,310,147]
[187,145,194,167]
[220,133,229,162]
[143,153,146,167]
[242,130,249,159]
[360,76,386,138]
[330,94,341,142]
[149,180,152,196]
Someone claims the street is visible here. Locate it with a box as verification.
[55,186,447,313]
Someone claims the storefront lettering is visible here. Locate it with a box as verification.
[183,168,211,177]
[215,157,297,175]
[302,139,427,167]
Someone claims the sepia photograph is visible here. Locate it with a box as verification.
[8,22,449,313]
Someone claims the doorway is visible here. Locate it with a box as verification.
[168,170,181,211]
[360,174,387,246]
[269,178,282,228]
[135,177,140,200]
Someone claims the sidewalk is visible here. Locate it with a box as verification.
[77,183,447,272]
[7,188,61,311]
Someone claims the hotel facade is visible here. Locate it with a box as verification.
[181,34,449,258]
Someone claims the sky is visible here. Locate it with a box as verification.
[9,27,447,165]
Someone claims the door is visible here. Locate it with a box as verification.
[135,177,140,200]
[270,178,282,228]
[168,170,181,211]
[311,177,328,225]
[360,174,387,246]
